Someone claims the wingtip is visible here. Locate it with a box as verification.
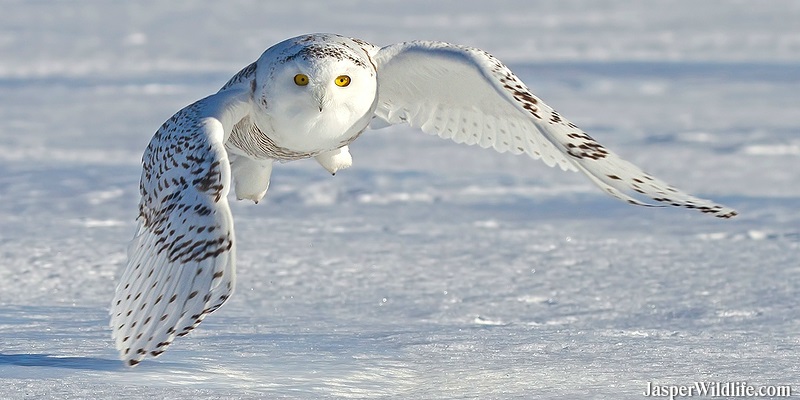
[678,200,738,219]
[713,208,738,219]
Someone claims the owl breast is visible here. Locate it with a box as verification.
[227,97,376,161]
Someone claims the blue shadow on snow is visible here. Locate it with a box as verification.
[0,353,121,371]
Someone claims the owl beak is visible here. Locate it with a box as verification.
[313,87,325,112]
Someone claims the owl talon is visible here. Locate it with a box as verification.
[315,146,352,175]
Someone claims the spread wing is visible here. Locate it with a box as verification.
[372,41,737,218]
[110,91,248,366]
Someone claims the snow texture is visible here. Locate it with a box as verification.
[0,1,798,399]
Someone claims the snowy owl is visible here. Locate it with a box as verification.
[110,33,737,365]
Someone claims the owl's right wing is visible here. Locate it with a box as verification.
[110,89,251,366]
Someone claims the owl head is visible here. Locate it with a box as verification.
[251,34,378,148]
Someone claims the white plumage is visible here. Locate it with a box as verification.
[110,33,737,366]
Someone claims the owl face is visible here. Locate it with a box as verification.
[252,37,378,151]
[280,55,375,114]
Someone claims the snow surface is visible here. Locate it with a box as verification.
[1,1,799,399]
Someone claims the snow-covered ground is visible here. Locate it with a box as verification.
[1,1,798,398]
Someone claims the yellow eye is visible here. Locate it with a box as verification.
[294,74,309,86]
[334,75,351,87]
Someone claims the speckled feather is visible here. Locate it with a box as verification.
[110,100,238,366]
[372,41,737,218]
[111,33,736,367]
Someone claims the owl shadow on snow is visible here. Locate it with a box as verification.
[0,353,122,371]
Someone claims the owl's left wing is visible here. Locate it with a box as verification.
[372,41,736,218]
